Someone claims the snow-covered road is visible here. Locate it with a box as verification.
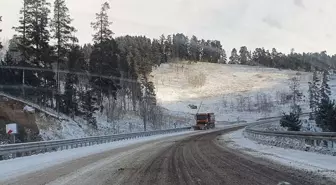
[1,124,334,185]
[3,125,329,185]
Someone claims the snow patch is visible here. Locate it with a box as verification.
[23,105,35,113]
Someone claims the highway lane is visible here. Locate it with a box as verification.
[110,127,328,185]
[4,126,332,185]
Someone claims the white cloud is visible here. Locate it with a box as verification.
[0,0,335,53]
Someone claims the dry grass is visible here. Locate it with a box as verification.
[151,62,311,103]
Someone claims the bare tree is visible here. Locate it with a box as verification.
[236,95,245,112]
[229,98,235,112]
[245,95,253,112]
[255,92,274,114]
[186,71,207,88]
[222,96,228,108]
[289,77,302,113]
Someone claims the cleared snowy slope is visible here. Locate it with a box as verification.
[151,62,312,122]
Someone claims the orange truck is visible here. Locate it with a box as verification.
[193,113,216,130]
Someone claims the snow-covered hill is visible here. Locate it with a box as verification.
[152,62,314,122]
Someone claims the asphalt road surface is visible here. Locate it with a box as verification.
[4,127,333,185]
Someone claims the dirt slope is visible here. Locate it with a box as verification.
[0,97,38,132]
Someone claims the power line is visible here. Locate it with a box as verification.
[0,65,140,83]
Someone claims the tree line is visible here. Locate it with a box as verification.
[0,15,2,50]
[229,47,336,72]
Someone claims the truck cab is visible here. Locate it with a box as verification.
[194,113,215,130]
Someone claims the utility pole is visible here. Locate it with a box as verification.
[22,69,25,97]
[196,101,203,114]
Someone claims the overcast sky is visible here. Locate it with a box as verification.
[0,0,335,54]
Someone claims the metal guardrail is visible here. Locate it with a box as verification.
[0,127,192,160]
[256,112,311,121]
[245,120,336,154]
[246,126,336,138]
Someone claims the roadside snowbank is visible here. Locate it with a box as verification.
[0,130,193,181]
[221,129,336,180]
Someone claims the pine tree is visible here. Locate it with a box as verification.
[140,76,157,131]
[13,0,52,66]
[271,48,280,68]
[12,0,31,59]
[82,43,92,69]
[81,87,98,129]
[280,112,302,131]
[0,52,18,93]
[51,0,78,114]
[60,45,83,117]
[91,2,113,44]
[229,48,239,64]
[172,33,189,60]
[239,46,249,65]
[164,35,173,61]
[308,71,320,114]
[51,0,77,77]
[211,40,224,63]
[29,0,52,65]
[90,2,120,106]
[221,50,227,64]
[315,70,335,132]
[201,40,211,62]
[320,70,331,103]
[189,35,201,61]
[316,100,336,132]
[0,16,3,50]
[13,0,55,107]
[151,39,162,66]
[115,36,143,111]
[158,34,167,63]
[308,81,314,115]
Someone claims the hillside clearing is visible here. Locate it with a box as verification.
[152,62,313,121]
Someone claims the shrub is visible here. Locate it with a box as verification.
[186,72,206,87]
[280,112,302,131]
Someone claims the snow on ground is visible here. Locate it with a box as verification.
[221,129,336,180]
[37,108,193,141]
[0,130,193,181]
[152,62,313,122]
[23,105,35,113]
[152,63,308,102]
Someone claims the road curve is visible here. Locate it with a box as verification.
[4,127,331,185]
[112,127,323,185]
